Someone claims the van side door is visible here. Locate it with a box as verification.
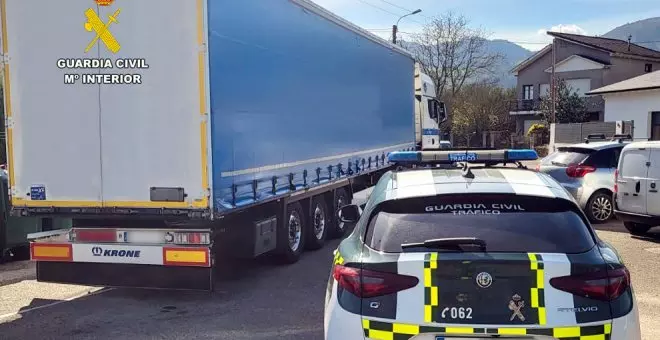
[645,150,660,216]
[616,147,650,215]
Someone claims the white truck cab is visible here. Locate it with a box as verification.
[614,141,660,234]
[414,64,446,150]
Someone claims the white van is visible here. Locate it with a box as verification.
[614,141,660,234]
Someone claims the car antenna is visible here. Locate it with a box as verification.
[460,162,474,179]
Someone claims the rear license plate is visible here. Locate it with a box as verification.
[448,152,477,162]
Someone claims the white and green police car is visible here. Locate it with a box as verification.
[324,149,640,340]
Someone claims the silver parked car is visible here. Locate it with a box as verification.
[536,134,631,223]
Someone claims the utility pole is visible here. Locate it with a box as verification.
[551,37,556,123]
[393,9,422,45]
[392,25,398,44]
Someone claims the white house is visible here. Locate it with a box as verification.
[587,70,660,140]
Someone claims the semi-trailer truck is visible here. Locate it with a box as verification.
[414,64,446,150]
[2,0,439,290]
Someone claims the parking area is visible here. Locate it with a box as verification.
[0,212,659,339]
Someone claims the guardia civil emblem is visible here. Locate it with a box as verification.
[508,294,526,321]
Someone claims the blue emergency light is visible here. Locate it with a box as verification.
[387,149,538,165]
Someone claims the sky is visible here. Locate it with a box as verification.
[312,0,660,51]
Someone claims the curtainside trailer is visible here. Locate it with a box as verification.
[2,0,417,290]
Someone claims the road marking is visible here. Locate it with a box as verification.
[0,287,115,321]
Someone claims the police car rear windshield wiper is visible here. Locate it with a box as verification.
[401,237,487,251]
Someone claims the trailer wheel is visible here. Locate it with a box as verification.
[277,202,306,263]
[306,196,328,250]
[329,188,350,239]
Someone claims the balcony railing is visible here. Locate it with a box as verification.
[509,99,541,113]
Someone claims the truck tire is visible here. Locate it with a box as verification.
[329,188,350,239]
[306,196,328,250]
[586,191,613,224]
[277,202,306,264]
[624,221,652,235]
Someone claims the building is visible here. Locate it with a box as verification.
[587,70,660,140]
[509,32,660,137]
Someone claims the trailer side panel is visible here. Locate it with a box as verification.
[207,0,415,212]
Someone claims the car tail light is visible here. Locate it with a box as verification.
[549,267,630,301]
[170,232,211,245]
[566,164,596,178]
[535,164,540,172]
[332,265,419,298]
[614,169,619,193]
[71,229,117,242]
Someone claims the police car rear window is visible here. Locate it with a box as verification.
[364,194,595,253]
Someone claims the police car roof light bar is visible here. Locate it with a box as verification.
[387,149,539,165]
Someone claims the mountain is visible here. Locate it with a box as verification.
[485,39,534,88]
[603,17,660,51]
[401,39,533,89]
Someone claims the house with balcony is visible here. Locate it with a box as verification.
[509,32,660,137]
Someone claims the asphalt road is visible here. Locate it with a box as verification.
[0,203,659,339]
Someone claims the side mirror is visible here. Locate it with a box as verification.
[337,204,361,223]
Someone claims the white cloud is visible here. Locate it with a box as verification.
[544,24,588,35]
[494,23,587,51]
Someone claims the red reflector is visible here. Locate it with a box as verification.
[75,229,117,242]
[333,265,418,298]
[173,232,210,245]
[566,164,596,178]
[549,267,631,301]
[614,169,619,193]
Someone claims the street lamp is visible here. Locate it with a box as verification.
[392,9,421,44]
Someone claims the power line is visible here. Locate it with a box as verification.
[376,0,431,19]
[352,0,424,25]
[353,0,400,17]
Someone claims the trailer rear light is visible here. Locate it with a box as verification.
[163,247,210,267]
[71,229,117,242]
[170,232,210,245]
[30,243,73,261]
[549,267,630,301]
[332,265,419,298]
[614,169,619,193]
[566,164,596,178]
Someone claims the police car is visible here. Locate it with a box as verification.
[324,149,640,340]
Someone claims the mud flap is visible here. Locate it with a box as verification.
[36,261,214,291]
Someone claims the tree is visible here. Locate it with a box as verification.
[450,82,515,144]
[540,79,588,123]
[410,12,502,99]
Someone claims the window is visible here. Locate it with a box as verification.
[584,147,622,168]
[539,84,550,98]
[427,99,445,122]
[651,112,660,140]
[565,78,591,97]
[621,151,648,177]
[364,194,595,253]
[522,85,534,100]
[645,64,653,73]
[542,147,593,166]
